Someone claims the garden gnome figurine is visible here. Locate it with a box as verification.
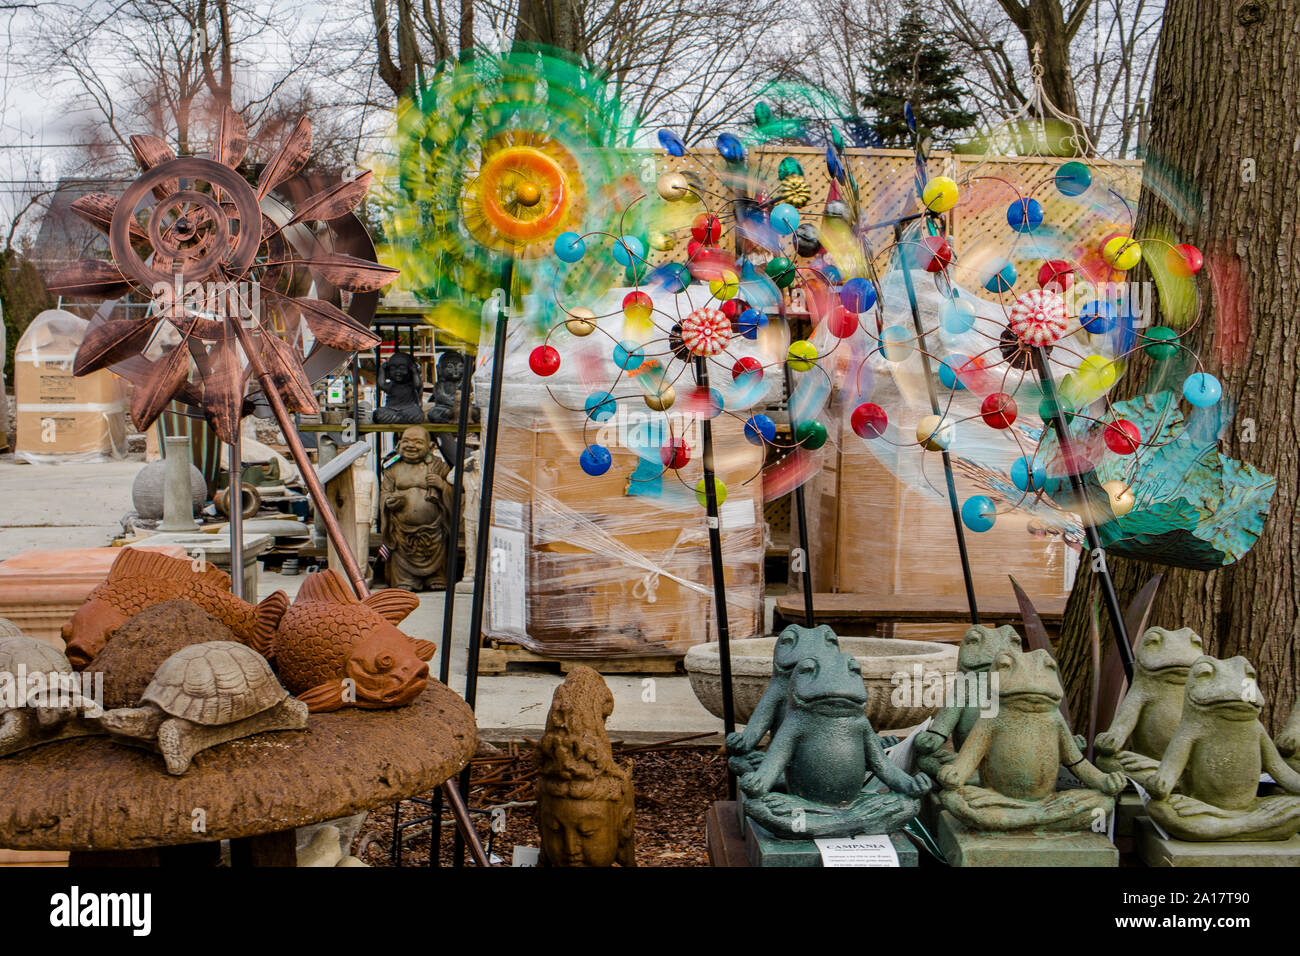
[380,427,452,591]
[372,352,426,424]
[535,666,636,866]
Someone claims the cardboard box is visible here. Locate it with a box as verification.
[486,412,765,657]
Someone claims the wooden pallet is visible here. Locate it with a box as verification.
[477,641,682,676]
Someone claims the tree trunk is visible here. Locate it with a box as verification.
[513,0,581,54]
[1058,0,1300,734]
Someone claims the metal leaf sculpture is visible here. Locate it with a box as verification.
[47,106,392,445]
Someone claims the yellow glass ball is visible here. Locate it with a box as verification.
[565,307,597,337]
[1078,354,1118,392]
[514,181,541,207]
[1102,234,1142,271]
[695,477,728,508]
[787,339,819,371]
[710,271,740,301]
[1102,479,1136,517]
[645,386,675,411]
[657,171,689,202]
[648,231,675,251]
[916,414,955,451]
[922,176,959,213]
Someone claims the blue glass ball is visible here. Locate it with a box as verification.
[1007,198,1044,233]
[580,444,612,476]
[612,235,645,267]
[984,259,1017,293]
[961,495,997,532]
[554,231,585,263]
[717,133,746,163]
[770,203,799,235]
[821,264,843,285]
[840,277,877,313]
[1011,455,1047,493]
[584,391,617,422]
[1183,372,1222,407]
[737,308,767,339]
[744,414,777,445]
[939,355,970,390]
[613,340,644,370]
[703,387,725,418]
[657,129,686,157]
[1079,300,1116,334]
[940,297,976,334]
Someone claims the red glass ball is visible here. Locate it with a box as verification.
[919,235,953,273]
[720,298,748,319]
[732,356,763,381]
[529,345,561,377]
[660,437,690,469]
[1170,243,1204,277]
[827,305,859,338]
[692,213,722,245]
[850,403,888,439]
[1103,419,1141,455]
[1036,259,1074,292]
[980,392,1018,429]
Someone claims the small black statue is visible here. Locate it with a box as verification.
[373,352,426,425]
[426,350,478,466]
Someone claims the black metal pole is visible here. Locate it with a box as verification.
[777,298,815,627]
[1031,345,1134,681]
[428,346,475,868]
[453,265,513,866]
[894,222,980,625]
[694,355,737,799]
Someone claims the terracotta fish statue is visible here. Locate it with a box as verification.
[270,569,435,712]
[62,549,289,669]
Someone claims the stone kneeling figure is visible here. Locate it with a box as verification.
[938,648,1126,832]
[372,352,426,425]
[739,647,930,840]
[380,426,452,591]
[1144,655,1300,842]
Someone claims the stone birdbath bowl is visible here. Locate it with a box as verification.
[685,636,960,732]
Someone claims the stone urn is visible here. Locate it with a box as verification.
[685,636,959,732]
[132,459,206,519]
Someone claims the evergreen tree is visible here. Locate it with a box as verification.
[860,2,977,148]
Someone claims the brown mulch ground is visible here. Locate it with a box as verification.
[353,742,727,867]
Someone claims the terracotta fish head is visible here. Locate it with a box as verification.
[62,599,127,669]
[344,628,429,708]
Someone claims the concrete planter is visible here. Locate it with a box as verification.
[684,636,959,732]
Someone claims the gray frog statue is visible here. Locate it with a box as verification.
[914,624,1022,778]
[738,638,930,840]
[938,648,1126,832]
[1093,626,1204,788]
[1146,655,1300,842]
[1276,695,1300,774]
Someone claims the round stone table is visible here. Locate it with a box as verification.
[0,682,476,866]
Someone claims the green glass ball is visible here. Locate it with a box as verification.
[1143,326,1180,361]
[1038,395,1075,425]
[766,256,795,288]
[795,419,829,450]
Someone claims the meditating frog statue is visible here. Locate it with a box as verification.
[914,624,1021,778]
[938,648,1126,831]
[1093,626,1204,788]
[1146,655,1300,842]
[739,649,931,840]
[725,624,841,775]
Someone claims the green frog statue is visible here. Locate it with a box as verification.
[1145,655,1300,842]
[1093,627,1205,789]
[938,648,1126,831]
[725,624,841,776]
[914,624,1022,778]
[737,642,931,840]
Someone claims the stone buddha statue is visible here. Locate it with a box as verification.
[535,666,636,867]
[379,426,452,591]
[372,352,426,425]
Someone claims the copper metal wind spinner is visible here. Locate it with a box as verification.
[48,106,395,446]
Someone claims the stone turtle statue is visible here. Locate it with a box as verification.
[938,648,1125,832]
[96,641,308,775]
[725,624,841,774]
[740,650,930,840]
[1146,655,1300,842]
[0,635,102,757]
[1093,626,1204,788]
[914,624,1022,778]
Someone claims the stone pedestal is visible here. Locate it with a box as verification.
[744,819,918,867]
[0,545,188,646]
[160,435,200,531]
[935,810,1118,867]
[1135,816,1300,866]
[143,532,271,599]
[1114,790,1145,837]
